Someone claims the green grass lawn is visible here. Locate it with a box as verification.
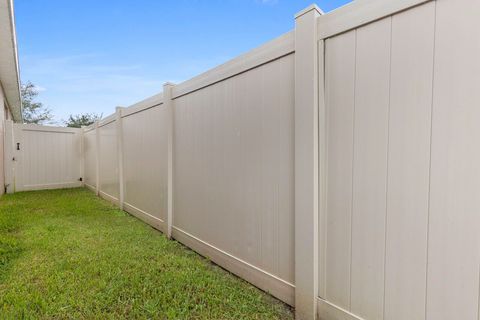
[0,188,293,319]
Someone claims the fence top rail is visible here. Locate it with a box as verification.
[14,123,82,134]
[83,125,95,133]
[172,30,295,100]
[122,92,164,118]
[316,0,432,40]
[98,113,116,127]
[94,29,294,122]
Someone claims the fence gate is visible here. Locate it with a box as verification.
[4,121,83,193]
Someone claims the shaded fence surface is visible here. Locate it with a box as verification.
[4,0,480,319]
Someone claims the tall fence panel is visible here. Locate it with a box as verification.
[121,100,169,232]
[317,1,480,320]
[427,0,480,318]
[4,123,82,192]
[172,51,295,304]
[318,2,436,320]
[97,116,119,203]
[77,32,297,305]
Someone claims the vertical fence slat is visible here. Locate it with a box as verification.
[317,38,327,303]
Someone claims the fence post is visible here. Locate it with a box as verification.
[163,82,175,238]
[116,106,125,210]
[95,121,100,196]
[294,4,322,320]
[4,120,15,194]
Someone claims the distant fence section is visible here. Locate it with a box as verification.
[81,31,296,306]
[83,97,170,233]
[4,122,83,193]
[4,0,480,319]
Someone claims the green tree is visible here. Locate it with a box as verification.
[21,81,54,124]
[64,113,102,128]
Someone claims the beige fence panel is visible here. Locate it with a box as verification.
[172,51,295,305]
[384,4,434,320]
[5,123,82,192]
[317,0,480,320]
[318,2,434,320]
[427,0,480,319]
[78,29,297,309]
[97,115,119,203]
[121,101,168,233]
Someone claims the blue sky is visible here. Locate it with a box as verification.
[15,0,352,123]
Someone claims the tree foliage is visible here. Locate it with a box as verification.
[21,81,54,124]
[64,113,102,128]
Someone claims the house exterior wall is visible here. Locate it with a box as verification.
[0,0,22,196]
[0,85,13,195]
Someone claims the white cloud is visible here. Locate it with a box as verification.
[33,85,46,92]
[20,53,166,121]
[20,51,235,122]
[258,0,279,4]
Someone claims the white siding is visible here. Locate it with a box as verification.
[0,89,5,195]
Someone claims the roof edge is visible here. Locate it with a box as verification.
[0,0,22,122]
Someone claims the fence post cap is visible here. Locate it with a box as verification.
[163,82,176,87]
[295,4,323,19]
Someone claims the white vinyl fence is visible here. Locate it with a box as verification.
[81,34,296,305]
[4,122,83,193]
[4,0,480,319]
[317,1,480,320]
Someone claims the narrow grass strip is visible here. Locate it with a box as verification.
[0,188,293,319]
